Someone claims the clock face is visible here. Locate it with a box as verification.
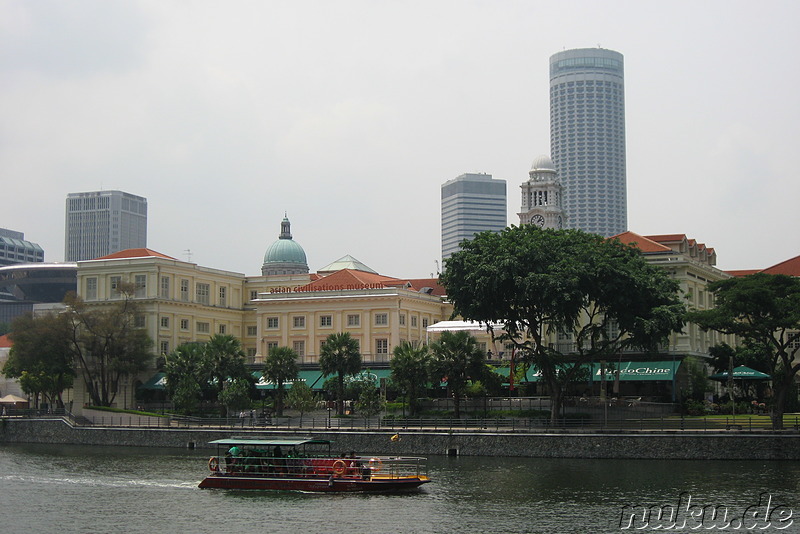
[531,215,545,227]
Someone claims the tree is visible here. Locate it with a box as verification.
[682,356,709,402]
[355,382,385,425]
[286,381,319,426]
[390,341,430,417]
[218,378,253,416]
[203,334,250,416]
[164,343,206,415]
[3,312,75,410]
[64,287,152,407]
[440,226,685,422]
[262,346,299,417]
[688,273,800,429]
[319,332,362,416]
[428,331,488,418]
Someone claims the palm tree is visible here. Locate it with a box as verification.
[164,343,206,415]
[429,331,487,418]
[390,341,430,417]
[203,334,250,416]
[319,332,362,415]
[262,346,299,417]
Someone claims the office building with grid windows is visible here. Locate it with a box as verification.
[65,190,148,261]
[0,228,44,266]
[441,173,507,263]
[550,48,626,237]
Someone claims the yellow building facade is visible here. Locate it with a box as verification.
[73,229,451,410]
[70,222,736,408]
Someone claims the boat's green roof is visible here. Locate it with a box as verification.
[208,438,330,447]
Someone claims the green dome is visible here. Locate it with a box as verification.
[261,216,309,275]
[263,238,307,264]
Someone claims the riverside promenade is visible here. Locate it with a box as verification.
[2,414,800,460]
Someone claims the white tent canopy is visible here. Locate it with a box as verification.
[426,320,505,333]
[0,394,28,404]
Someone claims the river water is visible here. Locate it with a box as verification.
[1,443,798,533]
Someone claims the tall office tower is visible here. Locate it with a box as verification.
[0,228,44,266]
[441,173,507,263]
[550,48,627,236]
[65,190,148,261]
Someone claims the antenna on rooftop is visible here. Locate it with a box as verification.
[184,249,193,262]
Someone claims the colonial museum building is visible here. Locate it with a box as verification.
[64,215,747,411]
[73,218,450,409]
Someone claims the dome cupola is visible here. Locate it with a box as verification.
[261,216,309,276]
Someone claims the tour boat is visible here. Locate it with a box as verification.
[198,437,431,492]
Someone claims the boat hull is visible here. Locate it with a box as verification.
[199,474,430,492]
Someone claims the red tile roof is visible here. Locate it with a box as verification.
[93,248,177,261]
[296,270,446,295]
[0,334,12,348]
[406,278,447,296]
[761,255,800,276]
[299,269,403,291]
[727,269,761,277]
[645,234,688,243]
[611,232,673,253]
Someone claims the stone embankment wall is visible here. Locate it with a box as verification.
[1,418,799,459]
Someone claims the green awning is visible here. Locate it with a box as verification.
[590,361,680,381]
[255,369,393,390]
[138,372,167,390]
[254,370,325,390]
[341,369,391,383]
[522,361,681,382]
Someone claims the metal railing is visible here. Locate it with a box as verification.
[6,406,798,433]
[206,454,427,480]
[48,413,800,433]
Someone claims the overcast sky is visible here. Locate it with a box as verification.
[2,0,799,278]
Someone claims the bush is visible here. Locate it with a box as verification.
[684,400,705,416]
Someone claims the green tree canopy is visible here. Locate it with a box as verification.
[355,382,385,423]
[688,273,800,429]
[163,343,206,415]
[428,330,488,418]
[203,334,250,415]
[320,332,362,416]
[286,381,319,425]
[440,226,685,421]
[262,346,299,417]
[64,287,153,407]
[390,341,431,417]
[4,312,75,410]
[218,378,253,416]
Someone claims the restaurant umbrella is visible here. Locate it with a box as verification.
[709,365,771,419]
[708,366,770,381]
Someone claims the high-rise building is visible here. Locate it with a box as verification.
[550,47,626,236]
[518,155,566,230]
[0,228,44,266]
[65,190,147,261]
[441,173,507,262]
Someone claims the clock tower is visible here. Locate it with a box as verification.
[518,155,566,230]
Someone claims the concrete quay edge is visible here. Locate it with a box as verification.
[1,418,799,460]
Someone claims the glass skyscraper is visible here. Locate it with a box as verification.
[441,173,507,263]
[65,190,148,261]
[549,48,626,237]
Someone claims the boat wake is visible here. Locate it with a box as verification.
[0,473,197,489]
